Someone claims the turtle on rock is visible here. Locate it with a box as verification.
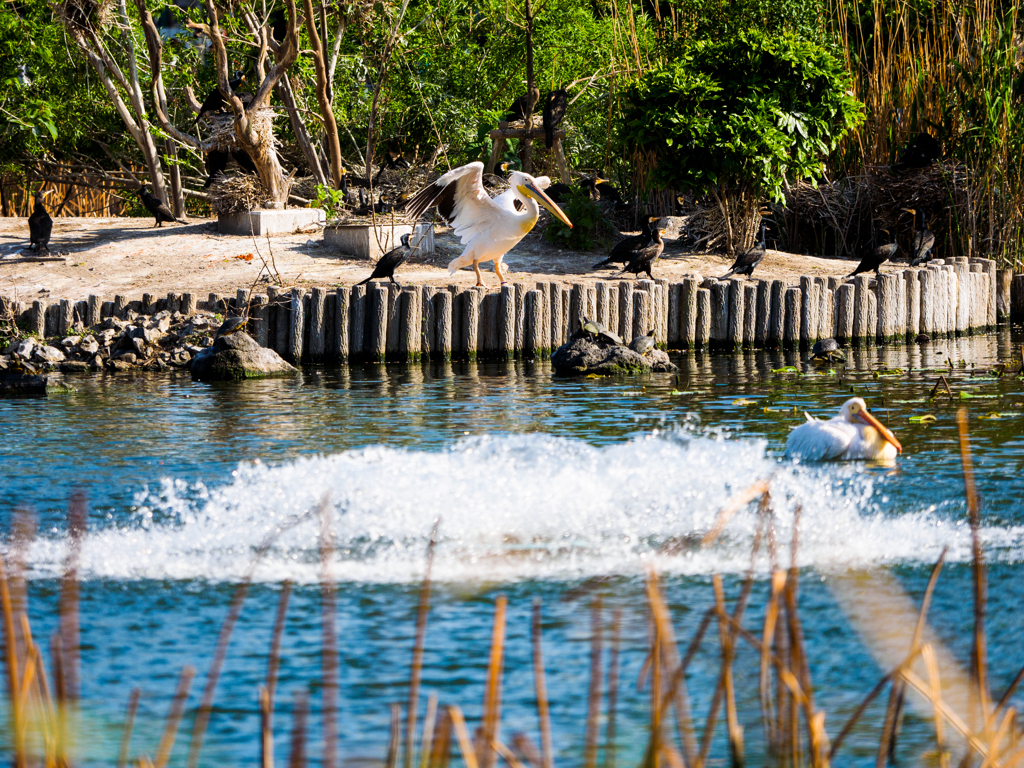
[580,317,624,346]
[810,338,846,363]
[629,329,656,356]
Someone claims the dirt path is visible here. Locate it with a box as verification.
[0,214,860,303]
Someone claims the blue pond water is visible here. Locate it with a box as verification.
[1,329,1023,767]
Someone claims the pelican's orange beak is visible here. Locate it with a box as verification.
[857,409,903,454]
[519,181,573,229]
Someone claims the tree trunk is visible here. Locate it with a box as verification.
[164,139,185,217]
[302,0,345,188]
[275,75,328,186]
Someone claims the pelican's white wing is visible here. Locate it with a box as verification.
[785,416,855,461]
[405,162,506,246]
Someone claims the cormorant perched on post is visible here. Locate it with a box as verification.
[721,220,767,278]
[617,217,664,279]
[139,188,187,227]
[194,72,245,126]
[504,87,541,122]
[542,88,568,148]
[904,208,935,266]
[593,217,653,269]
[28,189,53,253]
[355,234,412,287]
[847,230,898,277]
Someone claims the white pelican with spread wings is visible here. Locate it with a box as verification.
[406,161,572,287]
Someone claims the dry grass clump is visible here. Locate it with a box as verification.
[206,109,279,155]
[54,0,112,33]
[1,412,1017,768]
[208,173,270,215]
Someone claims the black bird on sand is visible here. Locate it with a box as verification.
[504,87,541,122]
[28,189,53,253]
[139,188,188,227]
[355,234,412,287]
[542,88,568,148]
[904,208,936,266]
[721,220,768,278]
[617,217,664,279]
[847,230,898,278]
[194,72,245,126]
[593,217,653,270]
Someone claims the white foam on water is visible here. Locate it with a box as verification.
[19,431,1024,583]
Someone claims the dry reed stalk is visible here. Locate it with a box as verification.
[406,520,440,768]
[958,409,990,728]
[584,598,603,768]
[897,666,995,763]
[288,691,308,768]
[116,687,142,768]
[0,550,27,768]
[318,497,339,768]
[700,479,772,548]
[154,665,197,768]
[429,707,453,768]
[493,739,527,768]
[9,509,35,665]
[922,646,950,768]
[184,579,251,768]
[532,599,554,768]
[760,571,787,753]
[260,685,273,768]
[479,596,509,768]
[979,708,1014,768]
[606,607,622,768]
[388,702,402,768]
[59,491,87,704]
[419,692,439,768]
[448,705,480,768]
[712,576,744,768]
[267,581,293,701]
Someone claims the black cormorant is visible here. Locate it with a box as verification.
[542,88,568,148]
[593,217,653,269]
[140,188,187,227]
[904,208,935,266]
[203,148,257,188]
[617,217,664,279]
[355,234,412,287]
[892,132,942,171]
[194,72,245,126]
[721,220,767,278]
[847,230,898,277]
[504,87,540,122]
[28,189,53,253]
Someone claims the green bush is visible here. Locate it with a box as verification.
[542,186,615,251]
[622,29,863,251]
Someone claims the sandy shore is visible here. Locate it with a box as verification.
[0,214,859,303]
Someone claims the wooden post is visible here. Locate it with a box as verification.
[44,303,59,338]
[633,290,652,340]
[165,293,180,315]
[549,284,564,348]
[251,295,269,347]
[350,285,367,359]
[323,291,337,359]
[727,279,744,349]
[400,288,421,361]
[1011,274,1024,323]
[816,279,831,341]
[87,295,102,326]
[57,299,73,336]
[498,285,515,359]
[893,275,906,341]
[754,280,770,347]
[101,301,113,320]
[596,282,611,331]
[236,289,249,313]
[142,293,154,314]
[368,285,388,362]
[617,282,633,341]
[876,273,900,342]
[302,292,312,357]
[535,282,551,351]
[480,292,497,355]
[386,284,402,358]
[273,290,290,355]
[421,286,436,359]
[657,279,670,345]
[919,270,935,336]
[905,272,920,338]
[767,280,785,348]
[30,300,46,337]
[525,289,542,359]
[743,283,757,347]
[606,285,619,344]
[710,281,729,346]
[464,289,481,359]
[695,288,711,347]
[953,259,970,334]
[335,287,350,360]
[946,266,958,335]
[680,279,698,348]
[182,293,197,316]
[569,284,585,335]
[667,283,681,348]
[435,290,453,360]
[868,290,878,344]
[835,283,854,342]
[997,268,1013,322]
[585,284,598,327]
[783,287,801,348]
[450,287,463,354]
[977,258,997,326]
[852,276,871,343]
[514,284,526,357]
[113,294,129,318]
[288,289,305,363]
[308,287,327,362]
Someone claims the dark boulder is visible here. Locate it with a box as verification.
[190,332,296,381]
[551,335,676,375]
[0,372,73,396]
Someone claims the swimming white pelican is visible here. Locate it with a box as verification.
[405,161,572,287]
[786,397,903,461]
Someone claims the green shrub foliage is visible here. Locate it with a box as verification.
[622,29,864,202]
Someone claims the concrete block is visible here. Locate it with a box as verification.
[218,207,326,236]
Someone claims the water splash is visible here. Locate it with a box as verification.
[20,431,1022,583]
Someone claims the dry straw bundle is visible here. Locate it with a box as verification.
[54,0,112,33]
[208,173,269,215]
[205,108,279,155]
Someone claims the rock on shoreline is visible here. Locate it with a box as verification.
[551,335,677,375]
[191,333,296,381]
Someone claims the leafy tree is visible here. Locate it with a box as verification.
[622,28,863,253]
